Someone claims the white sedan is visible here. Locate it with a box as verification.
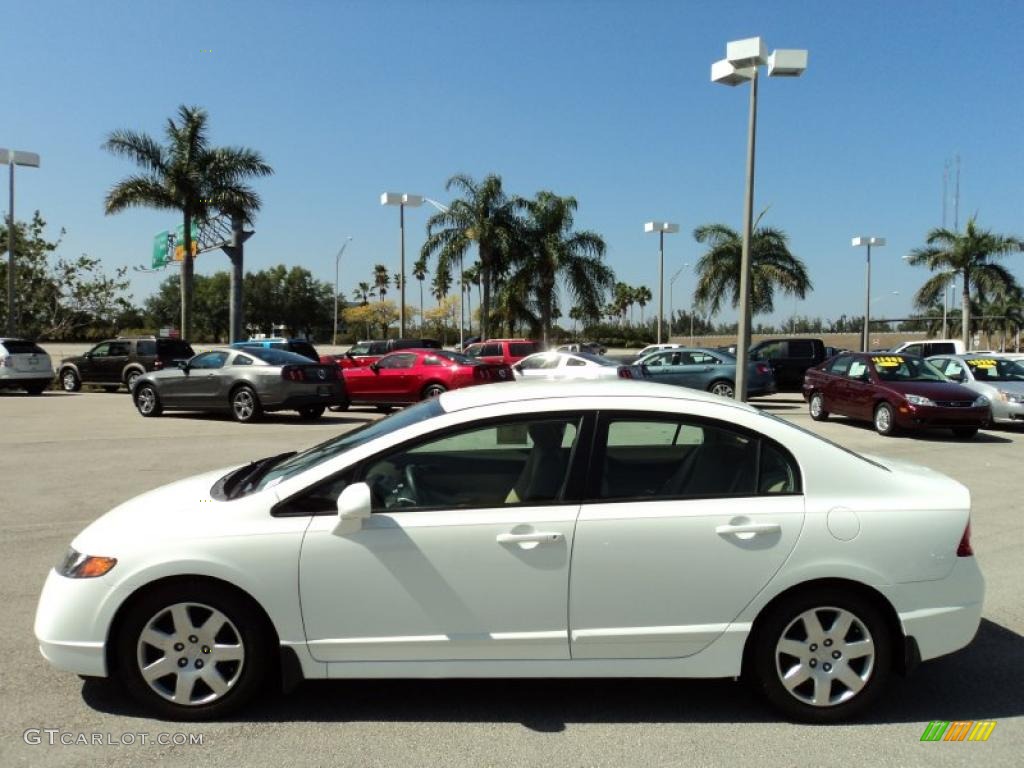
[514,350,644,380]
[35,380,983,722]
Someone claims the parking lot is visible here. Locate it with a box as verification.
[1,390,1022,767]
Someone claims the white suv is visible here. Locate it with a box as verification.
[0,338,54,394]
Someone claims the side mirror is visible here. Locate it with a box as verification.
[513,363,523,373]
[177,360,191,372]
[332,482,372,535]
[369,362,381,373]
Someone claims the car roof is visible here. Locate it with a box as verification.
[437,379,759,414]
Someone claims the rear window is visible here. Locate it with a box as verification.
[156,339,195,358]
[0,340,46,354]
[289,341,319,361]
[246,347,317,365]
[509,342,540,357]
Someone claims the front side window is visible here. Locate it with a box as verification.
[595,415,799,500]
[190,351,229,369]
[901,344,923,357]
[377,353,417,370]
[89,342,112,357]
[348,342,372,356]
[362,416,582,511]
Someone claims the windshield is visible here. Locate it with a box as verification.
[253,398,445,491]
[871,355,946,382]
[964,357,1024,382]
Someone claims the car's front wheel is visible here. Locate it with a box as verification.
[809,392,829,421]
[749,588,891,723]
[114,581,271,720]
[230,386,262,423]
[60,369,81,392]
[135,384,163,417]
[708,380,735,399]
[873,403,897,436]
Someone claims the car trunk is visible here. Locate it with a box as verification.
[1,342,52,373]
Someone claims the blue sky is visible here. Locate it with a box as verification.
[4,0,1022,326]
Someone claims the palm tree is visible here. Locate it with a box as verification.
[635,285,652,326]
[356,281,372,306]
[412,259,428,332]
[906,216,1024,349]
[103,105,272,339]
[612,282,633,327]
[373,264,390,305]
[692,218,812,321]
[421,173,522,339]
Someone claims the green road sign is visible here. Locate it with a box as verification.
[152,230,170,268]
[173,222,200,261]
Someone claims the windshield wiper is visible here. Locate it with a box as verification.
[221,451,297,500]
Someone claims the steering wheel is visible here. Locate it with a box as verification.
[401,464,423,507]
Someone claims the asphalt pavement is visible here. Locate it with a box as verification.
[1,389,1021,768]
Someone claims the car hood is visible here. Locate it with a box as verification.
[877,380,979,400]
[71,466,243,552]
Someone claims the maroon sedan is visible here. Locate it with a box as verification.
[342,349,513,407]
[802,352,989,438]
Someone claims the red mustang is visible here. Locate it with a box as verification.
[342,349,513,406]
[802,351,990,438]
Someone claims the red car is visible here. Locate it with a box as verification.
[321,338,443,370]
[802,352,990,438]
[463,338,541,365]
[342,349,513,406]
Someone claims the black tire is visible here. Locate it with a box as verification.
[230,385,263,423]
[873,403,897,436]
[134,384,163,417]
[748,587,892,723]
[952,426,978,440]
[113,580,272,721]
[125,369,144,392]
[708,379,735,399]
[103,385,120,393]
[60,368,81,392]
[297,405,326,420]
[809,392,829,421]
[422,383,447,400]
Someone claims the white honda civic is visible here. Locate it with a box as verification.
[35,380,984,722]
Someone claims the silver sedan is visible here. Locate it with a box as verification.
[928,354,1024,425]
[132,347,349,423]
[513,350,647,381]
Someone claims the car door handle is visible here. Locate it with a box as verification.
[715,522,781,536]
[496,531,563,545]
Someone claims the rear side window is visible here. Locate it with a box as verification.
[788,340,815,358]
[246,348,314,365]
[108,342,130,356]
[509,342,540,357]
[157,340,194,358]
[136,340,156,356]
[0,340,46,354]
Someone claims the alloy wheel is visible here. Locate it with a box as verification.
[62,371,78,391]
[233,390,255,420]
[135,602,245,706]
[137,387,157,415]
[774,606,876,708]
[710,381,734,398]
[874,405,893,434]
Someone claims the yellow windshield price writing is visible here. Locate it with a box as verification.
[872,356,904,367]
[966,359,996,368]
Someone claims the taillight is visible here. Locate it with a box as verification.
[282,365,306,382]
[618,368,633,379]
[154,359,164,370]
[756,363,770,375]
[957,521,973,557]
[0,355,9,367]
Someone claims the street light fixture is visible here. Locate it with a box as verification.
[1,148,41,336]
[332,236,353,346]
[644,221,679,343]
[852,236,886,352]
[381,192,423,337]
[711,37,808,401]
[668,262,691,341]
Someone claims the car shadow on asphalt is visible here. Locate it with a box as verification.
[158,411,378,426]
[825,417,1015,444]
[0,390,79,398]
[79,619,1022,730]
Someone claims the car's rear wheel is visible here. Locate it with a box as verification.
[873,403,897,436]
[230,386,262,423]
[422,383,447,400]
[809,392,829,421]
[749,588,891,723]
[135,384,163,417]
[61,369,81,392]
[114,581,271,721]
[126,369,143,391]
[952,426,978,439]
[708,380,735,399]
[297,405,325,420]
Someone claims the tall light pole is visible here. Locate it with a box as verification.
[668,262,691,341]
[644,221,679,343]
[712,37,808,401]
[853,236,886,351]
[332,236,353,346]
[1,148,41,337]
[381,192,423,337]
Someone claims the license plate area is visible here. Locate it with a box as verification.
[317,385,333,395]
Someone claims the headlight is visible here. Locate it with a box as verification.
[973,395,990,407]
[56,548,117,579]
[998,390,1024,404]
[905,394,935,406]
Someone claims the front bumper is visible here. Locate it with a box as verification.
[990,398,1024,423]
[894,403,989,429]
[34,568,112,677]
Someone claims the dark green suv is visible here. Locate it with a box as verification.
[58,337,195,393]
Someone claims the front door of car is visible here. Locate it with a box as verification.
[79,342,110,381]
[297,413,587,663]
[569,413,804,660]
[640,351,682,384]
[372,353,418,400]
[184,351,230,403]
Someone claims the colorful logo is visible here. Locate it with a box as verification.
[920,720,996,742]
